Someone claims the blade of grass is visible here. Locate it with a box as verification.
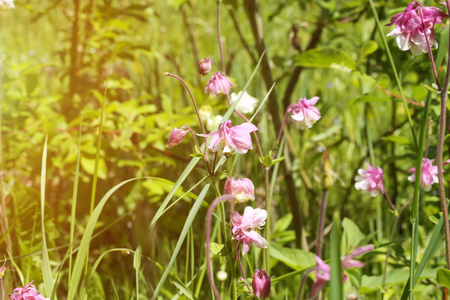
[369,0,417,148]
[69,113,83,284]
[40,135,53,297]
[134,245,142,300]
[329,213,343,299]
[67,177,150,300]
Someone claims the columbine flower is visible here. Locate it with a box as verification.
[198,58,212,76]
[224,177,255,203]
[198,120,258,154]
[205,72,235,97]
[386,2,447,56]
[230,91,258,114]
[355,162,385,197]
[310,245,373,299]
[9,282,49,300]
[167,126,189,149]
[0,0,14,9]
[407,158,450,191]
[252,269,271,300]
[287,97,321,129]
[230,206,268,255]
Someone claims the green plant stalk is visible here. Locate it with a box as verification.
[69,113,83,284]
[329,213,343,299]
[40,136,54,297]
[369,0,417,148]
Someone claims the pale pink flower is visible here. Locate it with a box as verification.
[198,58,212,76]
[230,206,268,255]
[167,126,189,149]
[0,0,14,9]
[9,282,49,300]
[198,120,258,154]
[355,162,385,197]
[407,158,450,191]
[224,177,255,203]
[386,2,447,56]
[205,72,234,97]
[310,245,373,299]
[252,269,271,300]
[287,97,321,129]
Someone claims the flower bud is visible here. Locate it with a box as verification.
[252,269,270,300]
[167,126,189,149]
[224,177,255,203]
[205,72,234,97]
[198,58,212,76]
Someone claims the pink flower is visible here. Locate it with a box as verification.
[355,162,385,197]
[167,126,189,149]
[0,0,14,9]
[224,177,255,203]
[252,269,271,300]
[386,2,447,56]
[205,72,235,97]
[9,282,49,300]
[230,206,268,255]
[310,245,373,299]
[198,120,258,154]
[287,97,321,129]
[407,158,450,191]
[198,58,212,76]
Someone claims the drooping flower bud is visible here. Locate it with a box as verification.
[354,162,385,197]
[224,177,255,203]
[287,97,321,129]
[198,58,212,76]
[252,269,271,300]
[205,72,235,97]
[167,126,189,149]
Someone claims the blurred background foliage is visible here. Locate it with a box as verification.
[0,0,449,298]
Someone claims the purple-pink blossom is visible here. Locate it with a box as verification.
[205,72,235,97]
[407,158,450,191]
[9,282,49,300]
[167,126,189,149]
[287,97,321,129]
[198,58,212,76]
[198,120,258,154]
[386,2,447,56]
[224,177,255,203]
[252,269,271,300]
[230,206,268,255]
[355,162,385,197]
[310,245,374,299]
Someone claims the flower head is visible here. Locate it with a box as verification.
[310,245,373,298]
[205,72,235,97]
[386,2,447,55]
[9,282,49,300]
[252,269,271,300]
[0,0,14,9]
[230,206,268,255]
[355,162,385,197]
[198,58,212,76]
[407,158,450,191]
[167,126,189,149]
[230,91,258,114]
[198,120,258,154]
[224,177,255,203]
[287,97,321,129]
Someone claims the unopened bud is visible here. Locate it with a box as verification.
[167,126,189,149]
[252,269,270,300]
[224,177,255,203]
[198,58,212,76]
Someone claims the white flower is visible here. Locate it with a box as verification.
[206,115,223,132]
[230,91,258,114]
[0,0,14,8]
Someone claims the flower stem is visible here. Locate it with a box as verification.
[237,242,253,295]
[207,57,222,73]
[206,195,236,300]
[186,127,212,173]
[419,7,441,91]
[216,1,226,73]
[316,189,328,257]
[273,109,290,158]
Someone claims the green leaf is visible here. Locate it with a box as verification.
[269,242,315,270]
[81,157,107,180]
[189,152,205,158]
[86,271,105,300]
[294,48,355,70]
[437,268,450,288]
[210,243,229,257]
[330,213,343,299]
[341,218,365,254]
[381,135,410,144]
[354,95,390,103]
[360,41,378,60]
